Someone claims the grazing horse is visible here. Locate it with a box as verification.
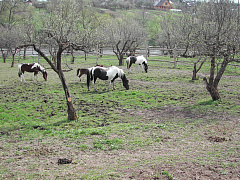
[126,55,148,73]
[76,65,103,81]
[87,66,129,91]
[18,63,47,82]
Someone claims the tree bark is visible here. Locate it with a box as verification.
[203,56,230,101]
[1,48,7,63]
[203,77,221,101]
[192,63,198,80]
[58,70,77,120]
[57,45,77,120]
[11,51,16,67]
[192,57,207,80]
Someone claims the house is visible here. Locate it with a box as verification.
[154,0,173,10]
[25,0,33,6]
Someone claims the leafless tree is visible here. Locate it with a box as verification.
[107,16,147,66]
[0,0,30,65]
[194,0,240,100]
[157,13,179,56]
[22,0,90,120]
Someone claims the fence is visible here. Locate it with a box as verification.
[1,47,239,68]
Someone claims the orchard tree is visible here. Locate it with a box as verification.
[76,2,111,61]
[194,0,240,100]
[30,0,111,120]
[157,13,179,55]
[0,0,31,65]
[108,15,147,65]
[25,0,92,120]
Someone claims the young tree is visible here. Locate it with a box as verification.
[194,0,240,100]
[24,0,90,120]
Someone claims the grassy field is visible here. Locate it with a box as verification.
[0,55,240,179]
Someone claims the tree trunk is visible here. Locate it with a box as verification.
[1,48,7,63]
[192,57,207,80]
[11,53,16,67]
[57,46,77,120]
[23,47,26,59]
[71,47,75,64]
[118,54,124,66]
[173,44,177,68]
[202,55,231,101]
[58,70,77,120]
[192,63,197,80]
[203,77,221,101]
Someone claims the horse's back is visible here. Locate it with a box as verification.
[136,55,147,64]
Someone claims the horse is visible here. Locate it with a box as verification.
[76,65,103,81]
[76,68,89,81]
[126,55,148,73]
[87,66,129,91]
[18,63,47,83]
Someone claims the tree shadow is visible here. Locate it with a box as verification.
[198,99,221,106]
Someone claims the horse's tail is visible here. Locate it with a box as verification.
[18,64,23,77]
[87,69,91,90]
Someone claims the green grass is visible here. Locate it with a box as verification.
[0,55,240,179]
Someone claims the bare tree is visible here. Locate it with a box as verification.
[194,0,240,100]
[157,13,179,56]
[74,1,110,61]
[23,0,91,120]
[0,0,30,65]
[107,16,147,66]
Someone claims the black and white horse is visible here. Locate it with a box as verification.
[18,63,47,82]
[126,55,148,73]
[87,66,129,91]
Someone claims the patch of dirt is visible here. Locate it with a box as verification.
[207,136,229,142]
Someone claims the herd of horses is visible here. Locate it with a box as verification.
[18,55,148,91]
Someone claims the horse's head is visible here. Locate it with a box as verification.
[123,79,129,90]
[42,70,48,81]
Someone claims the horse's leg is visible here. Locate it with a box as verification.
[112,81,115,90]
[141,64,144,72]
[93,77,98,91]
[33,72,37,83]
[22,73,26,83]
[19,74,22,82]
[78,73,83,81]
[108,81,112,91]
[33,74,36,83]
[138,64,141,72]
[128,62,133,73]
